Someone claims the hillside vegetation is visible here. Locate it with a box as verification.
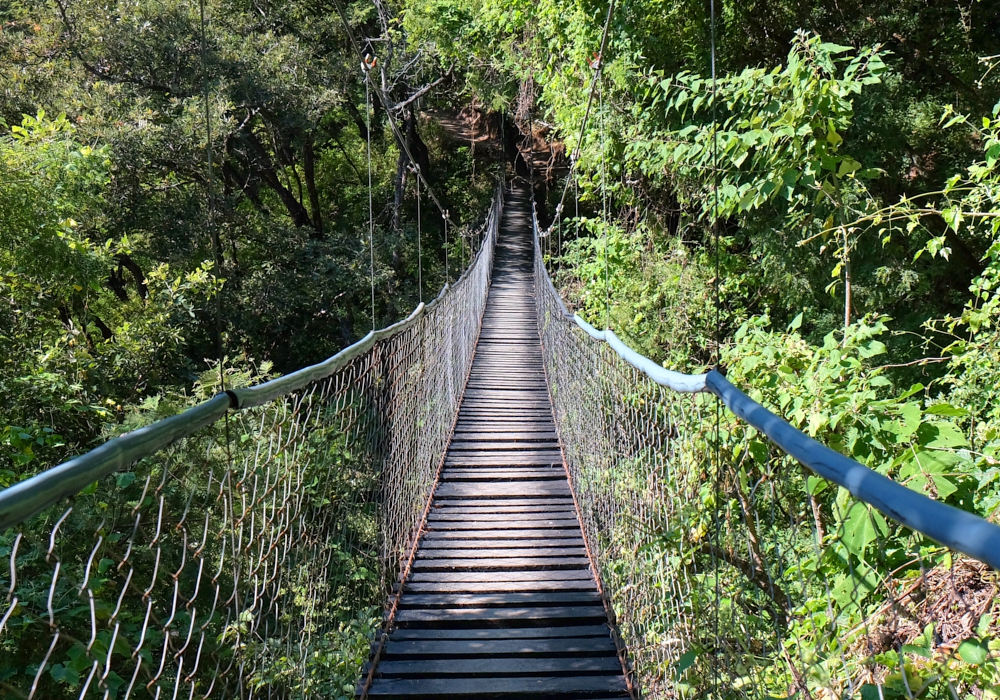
[3,0,1000,697]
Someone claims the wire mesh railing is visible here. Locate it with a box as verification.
[0,186,503,700]
[533,213,1000,700]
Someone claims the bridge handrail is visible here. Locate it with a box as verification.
[532,207,1000,571]
[0,187,504,532]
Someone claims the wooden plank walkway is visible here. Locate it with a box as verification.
[362,186,630,699]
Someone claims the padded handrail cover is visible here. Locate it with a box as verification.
[234,301,428,409]
[706,370,1000,570]
[0,301,437,531]
[0,395,232,530]
[533,200,1000,570]
[0,187,505,530]
[572,315,708,394]
[567,315,1000,569]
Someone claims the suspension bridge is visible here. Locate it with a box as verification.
[1,178,999,700]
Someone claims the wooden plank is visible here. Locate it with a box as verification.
[417,539,585,549]
[415,548,587,559]
[430,498,573,508]
[382,637,618,658]
[375,656,623,677]
[452,426,557,433]
[367,676,628,698]
[408,557,591,571]
[448,433,559,441]
[448,442,560,451]
[398,592,601,608]
[421,529,584,539]
[408,570,595,583]
[426,512,577,522]
[444,453,563,462]
[446,446,561,454]
[438,470,565,481]
[387,625,612,641]
[434,482,571,498]
[405,580,598,593]
[426,520,579,530]
[449,439,560,446]
[428,508,577,517]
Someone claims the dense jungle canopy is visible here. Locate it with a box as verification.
[2,0,1000,696]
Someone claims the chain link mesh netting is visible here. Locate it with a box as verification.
[533,227,1000,700]
[0,190,502,700]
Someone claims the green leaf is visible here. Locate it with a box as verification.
[924,403,969,418]
[897,384,925,400]
[837,158,861,177]
[806,475,829,496]
[917,421,968,449]
[899,448,961,499]
[941,207,963,232]
[748,440,769,466]
[957,638,988,665]
[841,502,888,556]
[819,42,853,54]
[115,472,136,489]
[787,312,803,331]
[675,649,698,676]
[901,644,932,659]
[888,402,921,439]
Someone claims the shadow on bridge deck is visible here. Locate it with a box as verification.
[361,185,630,699]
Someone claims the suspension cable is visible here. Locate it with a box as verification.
[197,0,225,392]
[600,74,610,329]
[547,0,618,235]
[332,0,451,224]
[709,0,722,698]
[364,63,377,329]
[416,167,423,303]
[574,176,579,263]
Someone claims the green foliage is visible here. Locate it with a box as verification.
[628,32,886,223]
[556,217,715,368]
[404,0,1000,695]
[0,2,501,694]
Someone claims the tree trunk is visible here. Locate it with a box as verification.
[243,131,318,233]
[303,134,324,238]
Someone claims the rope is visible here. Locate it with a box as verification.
[547,0,618,235]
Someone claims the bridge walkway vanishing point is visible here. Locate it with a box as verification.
[362,186,631,699]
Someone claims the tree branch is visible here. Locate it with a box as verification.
[391,66,453,112]
[699,541,790,628]
[242,131,317,231]
[53,0,183,96]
